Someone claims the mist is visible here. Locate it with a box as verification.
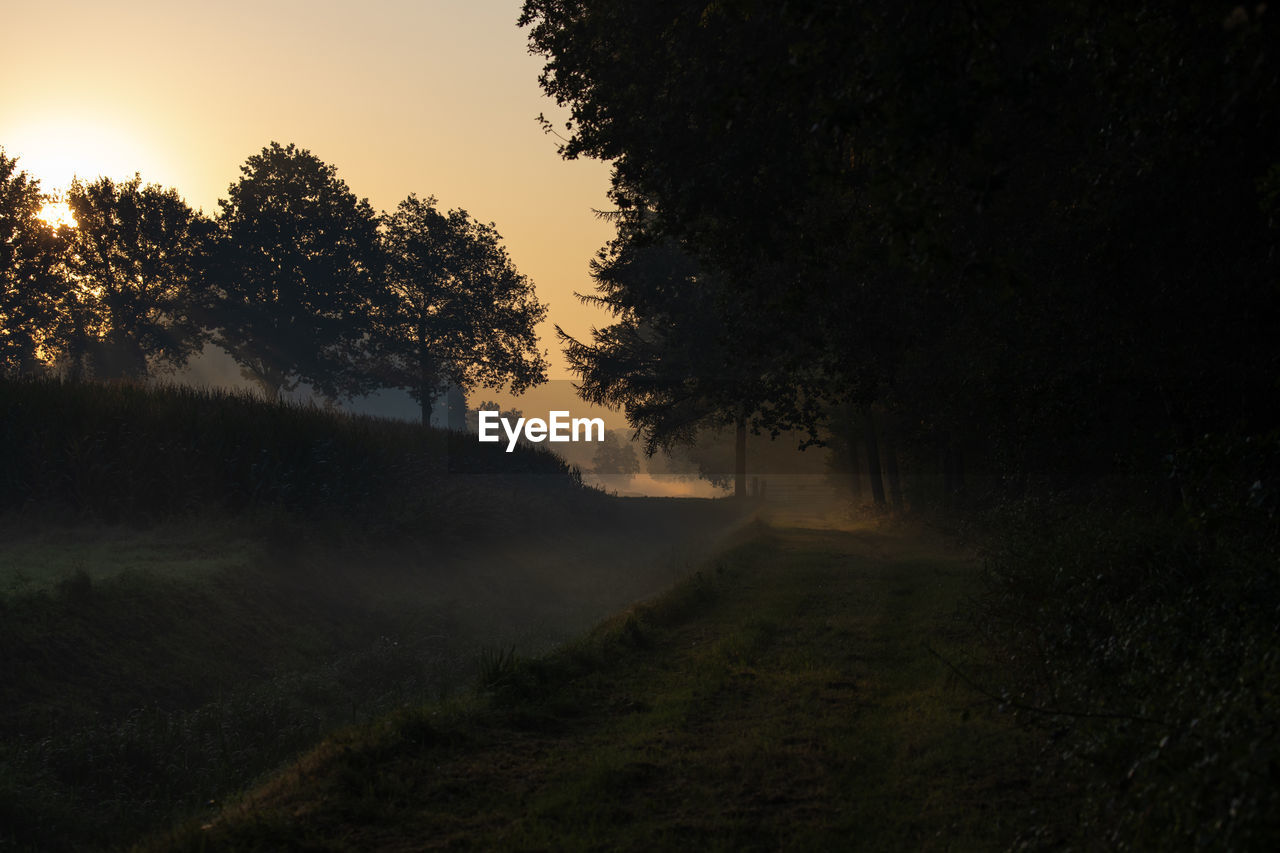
[4,0,1278,848]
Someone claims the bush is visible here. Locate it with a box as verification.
[980,443,1280,850]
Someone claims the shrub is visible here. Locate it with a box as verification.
[980,439,1279,849]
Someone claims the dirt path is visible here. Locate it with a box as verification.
[157,518,1036,851]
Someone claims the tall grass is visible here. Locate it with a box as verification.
[0,573,468,851]
[0,375,600,849]
[0,376,579,524]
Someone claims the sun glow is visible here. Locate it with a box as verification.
[7,114,165,195]
[38,201,77,230]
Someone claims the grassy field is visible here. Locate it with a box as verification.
[151,515,1036,851]
[0,516,256,594]
[0,376,763,850]
[1,378,1041,850]
[0,498,747,851]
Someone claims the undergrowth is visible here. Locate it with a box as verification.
[979,433,1280,850]
[0,557,468,851]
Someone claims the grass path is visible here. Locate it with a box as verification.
[157,517,1036,851]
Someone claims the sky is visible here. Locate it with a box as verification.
[0,1,734,494]
[0,0,616,384]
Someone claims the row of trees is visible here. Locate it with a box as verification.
[0,143,548,422]
[521,1,1280,504]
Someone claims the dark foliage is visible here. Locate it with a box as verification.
[0,150,73,377]
[522,0,1280,483]
[212,142,381,400]
[0,376,579,525]
[65,175,216,380]
[522,2,1280,847]
[590,429,639,477]
[981,440,1279,848]
[559,218,763,453]
[374,194,548,425]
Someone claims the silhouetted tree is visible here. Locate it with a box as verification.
[214,142,380,399]
[522,0,892,435]
[375,194,548,425]
[64,175,214,379]
[590,429,639,478]
[558,202,787,495]
[523,1,1280,492]
[0,151,71,376]
[524,2,894,505]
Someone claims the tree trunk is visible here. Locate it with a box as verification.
[863,408,887,508]
[446,384,467,431]
[242,360,283,401]
[419,349,437,427]
[417,336,437,428]
[734,412,747,499]
[418,369,436,427]
[419,387,436,427]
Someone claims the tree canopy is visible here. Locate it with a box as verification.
[2,141,551,424]
[522,1,1280,488]
[214,142,380,399]
[559,202,758,453]
[375,194,548,425]
[0,150,70,377]
[65,175,214,379]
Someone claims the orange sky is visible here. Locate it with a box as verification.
[0,0,616,383]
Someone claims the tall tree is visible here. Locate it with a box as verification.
[557,213,770,494]
[523,1,1280,490]
[375,194,548,425]
[559,183,842,494]
[0,151,71,377]
[64,175,214,379]
[523,1,894,444]
[214,142,380,399]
